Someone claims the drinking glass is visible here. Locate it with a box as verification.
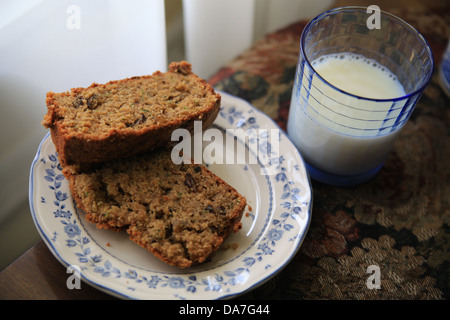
[287,6,434,186]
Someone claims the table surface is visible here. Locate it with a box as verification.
[1,1,448,300]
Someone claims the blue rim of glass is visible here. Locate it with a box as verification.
[305,161,383,187]
[300,6,435,103]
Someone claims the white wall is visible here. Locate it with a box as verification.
[183,0,335,79]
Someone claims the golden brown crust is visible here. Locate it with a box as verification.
[64,149,246,268]
[50,61,244,269]
[42,61,220,166]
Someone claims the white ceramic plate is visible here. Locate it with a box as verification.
[29,92,312,300]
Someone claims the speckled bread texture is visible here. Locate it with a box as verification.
[42,61,220,166]
[63,149,246,268]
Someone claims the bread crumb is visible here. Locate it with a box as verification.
[221,242,239,250]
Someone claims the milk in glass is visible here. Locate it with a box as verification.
[287,53,406,176]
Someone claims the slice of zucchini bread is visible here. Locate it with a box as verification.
[63,148,246,268]
[42,61,220,166]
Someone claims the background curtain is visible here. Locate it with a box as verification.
[183,0,335,79]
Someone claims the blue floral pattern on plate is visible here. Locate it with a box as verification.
[29,91,312,299]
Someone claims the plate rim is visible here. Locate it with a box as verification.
[29,91,313,299]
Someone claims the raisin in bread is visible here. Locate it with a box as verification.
[63,148,246,268]
[42,61,220,166]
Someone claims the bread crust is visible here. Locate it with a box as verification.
[63,150,246,268]
[43,61,220,166]
[47,62,245,269]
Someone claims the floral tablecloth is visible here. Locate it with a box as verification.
[209,5,449,300]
